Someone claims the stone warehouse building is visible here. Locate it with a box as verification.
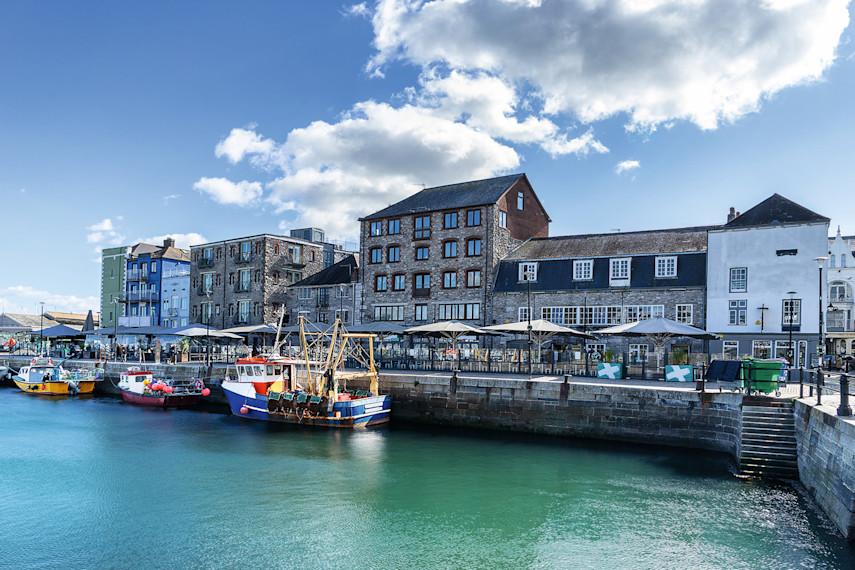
[359,174,550,327]
[492,227,712,360]
[189,231,348,328]
[286,254,360,326]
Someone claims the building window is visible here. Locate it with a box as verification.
[414,304,428,321]
[517,191,524,210]
[466,210,481,227]
[388,246,400,263]
[676,304,693,325]
[337,285,352,298]
[655,256,677,278]
[782,298,801,325]
[375,275,388,292]
[370,221,382,236]
[238,301,250,323]
[309,250,315,262]
[287,270,302,285]
[370,248,382,264]
[467,269,481,288]
[753,340,772,359]
[238,269,250,292]
[730,267,747,293]
[623,305,664,323]
[437,303,480,320]
[273,271,280,285]
[499,211,507,228]
[518,307,530,322]
[298,288,312,300]
[723,340,739,358]
[150,262,157,273]
[393,274,406,290]
[629,344,649,363]
[374,306,405,321]
[573,260,593,281]
[388,219,400,235]
[443,241,458,258]
[271,244,278,255]
[229,272,234,285]
[201,302,212,325]
[729,300,747,325]
[444,212,458,229]
[414,215,430,239]
[416,246,429,260]
[443,271,457,289]
[201,273,213,293]
[467,238,482,256]
[414,273,430,296]
[609,258,631,286]
[830,281,851,302]
[831,255,836,268]
[336,309,349,324]
[518,262,538,282]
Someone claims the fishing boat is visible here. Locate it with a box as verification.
[117,368,209,408]
[12,357,101,395]
[221,317,390,428]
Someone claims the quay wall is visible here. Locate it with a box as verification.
[368,373,744,456]
[795,401,855,539]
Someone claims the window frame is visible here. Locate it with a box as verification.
[443,240,458,258]
[729,267,748,293]
[375,275,388,292]
[388,245,401,263]
[466,209,481,227]
[655,256,677,279]
[466,238,482,257]
[443,271,457,289]
[609,257,631,286]
[413,215,431,239]
[370,247,382,264]
[573,259,593,281]
[388,219,401,235]
[675,303,693,325]
[444,212,458,229]
[415,246,429,260]
[728,299,747,325]
[466,269,481,288]
[369,221,382,236]
[518,262,538,282]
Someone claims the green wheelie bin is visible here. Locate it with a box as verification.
[740,358,785,394]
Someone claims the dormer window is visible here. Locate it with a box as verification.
[518,262,538,282]
[609,258,631,286]
[655,256,677,279]
[573,260,593,281]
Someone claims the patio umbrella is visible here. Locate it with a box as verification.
[596,317,718,366]
[221,324,279,334]
[31,324,85,337]
[405,320,501,359]
[483,319,595,361]
[82,310,96,332]
[166,325,242,339]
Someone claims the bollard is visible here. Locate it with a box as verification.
[696,363,706,393]
[838,374,852,417]
[799,367,804,399]
[817,368,823,406]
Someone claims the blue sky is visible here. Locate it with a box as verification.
[1,0,853,316]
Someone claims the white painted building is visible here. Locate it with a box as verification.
[826,228,855,357]
[707,194,830,366]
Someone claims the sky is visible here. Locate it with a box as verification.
[1,0,853,316]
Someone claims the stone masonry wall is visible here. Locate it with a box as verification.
[794,401,855,538]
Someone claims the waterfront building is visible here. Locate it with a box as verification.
[120,238,191,328]
[159,264,191,329]
[359,174,550,327]
[189,231,348,328]
[492,227,711,359]
[825,227,855,357]
[706,195,830,366]
[99,245,132,329]
[285,254,360,325]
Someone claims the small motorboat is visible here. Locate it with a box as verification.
[12,357,101,395]
[117,368,209,408]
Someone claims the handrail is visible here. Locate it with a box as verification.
[790,367,852,417]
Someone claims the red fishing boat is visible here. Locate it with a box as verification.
[117,368,209,408]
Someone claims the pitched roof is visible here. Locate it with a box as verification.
[503,226,714,260]
[724,194,829,228]
[153,246,190,262]
[292,255,358,287]
[360,174,527,220]
[0,313,61,331]
[45,311,98,326]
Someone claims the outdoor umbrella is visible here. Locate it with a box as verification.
[483,319,595,361]
[31,324,85,337]
[166,325,242,339]
[404,321,501,362]
[346,322,408,336]
[221,324,279,335]
[595,317,719,366]
[81,310,96,332]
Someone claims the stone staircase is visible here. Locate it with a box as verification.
[739,397,799,479]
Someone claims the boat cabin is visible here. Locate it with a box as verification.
[235,357,296,394]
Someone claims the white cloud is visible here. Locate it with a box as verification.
[87,218,115,232]
[85,217,126,251]
[193,177,263,207]
[215,128,278,167]
[344,3,371,18]
[138,233,208,251]
[615,160,641,175]
[367,0,850,131]
[1,285,99,316]
[162,194,181,205]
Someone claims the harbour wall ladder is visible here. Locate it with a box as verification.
[739,397,798,479]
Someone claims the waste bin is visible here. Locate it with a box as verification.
[740,358,785,394]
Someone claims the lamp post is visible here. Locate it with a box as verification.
[205,291,211,367]
[340,285,345,324]
[815,256,829,367]
[525,268,534,378]
[39,301,45,356]
[787,291,797,366]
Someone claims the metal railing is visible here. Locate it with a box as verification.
[790,367,852,417]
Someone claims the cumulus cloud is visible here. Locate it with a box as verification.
[86,217,126,249]
[162,194,181,205]
[367,0,850,131]
[615,160,640,175]
[193,177,263,207]
[1,285,99,315]
[215,128,278,168]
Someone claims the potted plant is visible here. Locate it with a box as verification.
[178,338,190,362]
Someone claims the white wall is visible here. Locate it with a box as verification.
[707,222,829,334]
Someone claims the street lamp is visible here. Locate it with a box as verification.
[39,301,45,356]
[815,256,829,367]
[786,291,797,366]
[525,268,534,378]
[205,290,211,367]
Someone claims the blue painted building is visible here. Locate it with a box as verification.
[120,238,190,328]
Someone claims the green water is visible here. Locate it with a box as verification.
[0,388,852,569]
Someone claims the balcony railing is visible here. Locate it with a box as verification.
[198,287,214,296]
[127,270,149,282]
[414,288,431,297]
[118,315,156,328]
[235,283,251,293]
[234,314,250,324]
[199,258,213,267]
[127,291,160,302]
[234,252,252,264]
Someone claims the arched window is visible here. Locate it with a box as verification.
[829,281,852,302]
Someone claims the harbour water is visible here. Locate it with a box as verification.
[1,388,853,569]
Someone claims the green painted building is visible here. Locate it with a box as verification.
[99,246,130,329]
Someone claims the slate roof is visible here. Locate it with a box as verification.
[153,246,191,262]
[724,194,829,228]
[45,311,98,327]
[361,174,527,220]
[292,255,358,288]
[503,226,715,261]
[0,313,61,331]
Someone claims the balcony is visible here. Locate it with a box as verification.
[118,315,156,328]
[234,252,253,264]
[127,291,160,302]
[233,314,250,325]
[827,310,853,333]
[127,270,148,282]
[198,257,214,267]
[234,283,251,293]
[414,288,431,298]
[198,287,214,296]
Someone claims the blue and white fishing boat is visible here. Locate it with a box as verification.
[221,317,390,428]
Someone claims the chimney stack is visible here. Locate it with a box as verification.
[163,237,175,248]
[727,207,737,222]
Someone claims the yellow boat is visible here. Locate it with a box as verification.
[12,357,101,395]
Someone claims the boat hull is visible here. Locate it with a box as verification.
[222,383,390,428]
[119,388,201,408]
[13,378,96,395]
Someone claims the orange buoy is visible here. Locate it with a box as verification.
[201,388,210,397]
[240,406,249,414]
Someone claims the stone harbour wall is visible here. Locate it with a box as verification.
[794,401,855,539]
